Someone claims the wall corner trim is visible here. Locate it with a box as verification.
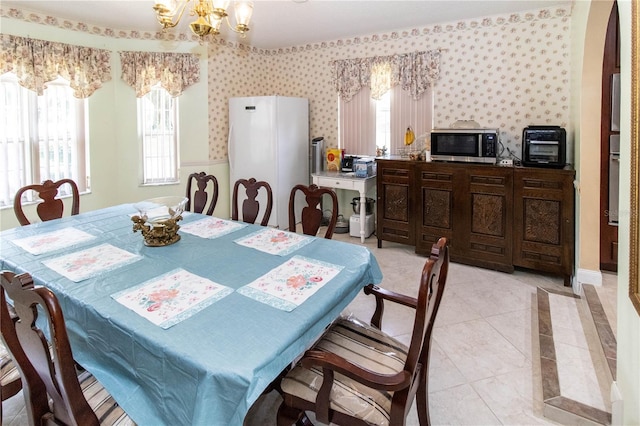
[610,381,624,426]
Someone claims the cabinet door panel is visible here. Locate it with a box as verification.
[459,167,513,271]
[523,198,561,245]
[423,188,452,228]
[416,165,454,255]
[376,160,415,246]
[384,185,410,222]
[471,193,505,237]
[513,168,575,284]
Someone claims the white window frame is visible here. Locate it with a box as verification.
[137,85,179,185]
[0,74,88,208]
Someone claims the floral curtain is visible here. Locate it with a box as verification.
[331,49,441,101]
[370,61,392,100]
[120,51,200,98]
[0,34,111,98]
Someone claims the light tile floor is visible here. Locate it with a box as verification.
[246,234,613,426]
[549,293,608,412]
[2,232,617,426]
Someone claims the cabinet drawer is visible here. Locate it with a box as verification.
[314,176,357,190]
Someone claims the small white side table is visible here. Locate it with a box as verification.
[312,171,377,243]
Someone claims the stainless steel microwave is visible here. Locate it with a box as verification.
[430,128,498,164]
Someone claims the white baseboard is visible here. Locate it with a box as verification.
[577,268,603,286]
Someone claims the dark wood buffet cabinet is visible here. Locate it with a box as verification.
[376,158,575,285]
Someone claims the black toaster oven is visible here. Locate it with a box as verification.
[522,125,566,168]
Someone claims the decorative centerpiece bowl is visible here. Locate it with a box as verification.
[132,196,188,247]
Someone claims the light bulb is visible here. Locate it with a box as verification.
[234,1,253,31]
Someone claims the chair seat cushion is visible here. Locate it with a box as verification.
[77,370,135,426]
[0,342,21,388]
[281,317,409,426]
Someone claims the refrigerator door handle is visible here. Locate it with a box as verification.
[228,123,234,174]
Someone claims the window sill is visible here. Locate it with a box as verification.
[139,181,181,187]
[1,190,91,211]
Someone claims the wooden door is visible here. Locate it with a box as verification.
[600,2,620,272]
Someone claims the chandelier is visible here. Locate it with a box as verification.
[152,0,254,39]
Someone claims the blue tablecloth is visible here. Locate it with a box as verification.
[0,205,383,425]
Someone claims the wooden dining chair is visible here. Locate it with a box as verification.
[13,179,80,226]
[277,237,450,426]
[1,335,22,424]
[0,271,135,426]
[185,172,219,216]
[288,184,338,239]
[232,178,273,226]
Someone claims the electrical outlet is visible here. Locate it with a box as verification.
[499,158,513,166]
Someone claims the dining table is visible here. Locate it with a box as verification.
[0,204,383,425]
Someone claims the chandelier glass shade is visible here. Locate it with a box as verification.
[152,0,254,39]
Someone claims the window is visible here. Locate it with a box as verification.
[375,91,391,152]
[0,74,88,208]
[339,85,432,156]
[334,50,440,156]
[138,85,179,185]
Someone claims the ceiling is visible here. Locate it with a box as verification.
[2,0,572,49]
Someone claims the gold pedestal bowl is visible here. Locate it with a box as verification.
[132,196,188,247]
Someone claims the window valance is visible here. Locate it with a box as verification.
[120,51,200,98]
[0,34,111,98]
[331,49,441,101]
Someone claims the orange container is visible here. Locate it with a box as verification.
[326,148,342,172]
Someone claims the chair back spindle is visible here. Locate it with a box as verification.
[13,179,80,226]
[288,184,338,239]
[0,305,22,423]
[232,178,273,226]
[186,172,219,216]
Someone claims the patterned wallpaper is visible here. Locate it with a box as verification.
[208,5,572,162]
[206,41,270,160]
[1,4,572,163]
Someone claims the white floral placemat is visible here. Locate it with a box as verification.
[180,217,247,239]
[42,243,141,282]
[12,228,96,255]
[112,268,233,329]
[234,228,313,256]
[237,255,344,311]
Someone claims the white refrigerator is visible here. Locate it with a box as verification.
[228,96,309,229]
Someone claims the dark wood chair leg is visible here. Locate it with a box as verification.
[416,371,431,426]
[277,401,310,426]
[297,412,313,426]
